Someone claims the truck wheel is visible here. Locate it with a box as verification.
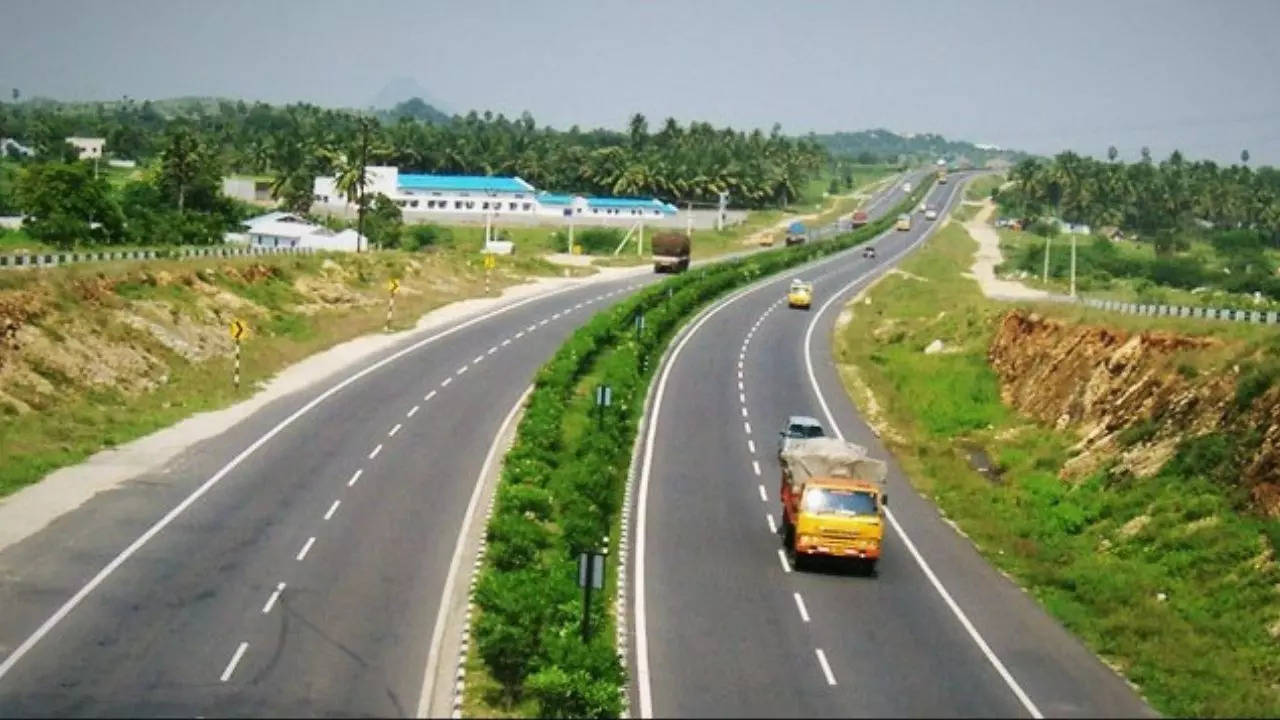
[782,519,794,546]
[861,559,878,577]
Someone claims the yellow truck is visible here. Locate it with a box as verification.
[896,213,912,231]
[937,168,948,184]
[779,437,888,573]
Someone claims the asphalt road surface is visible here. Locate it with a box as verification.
[631,175,1156,718]
[0,177,914,717]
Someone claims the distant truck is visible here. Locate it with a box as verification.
[651,232,691,273]
[779,437,888,572]
[785,221,809,246]
[937,167,948,184]
[896,213,912,231]
[850,210,869,228]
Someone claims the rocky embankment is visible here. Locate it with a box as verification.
[989,309,1280,516]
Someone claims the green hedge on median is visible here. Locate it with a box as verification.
[471,178,937,718]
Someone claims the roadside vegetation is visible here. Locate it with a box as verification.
[464,180,935,717]
[992,151,1280,307]
[0,250,581,497]
[833,220,1280,717]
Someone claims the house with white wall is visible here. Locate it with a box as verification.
[65,137,106,160]
[235,211,366,252]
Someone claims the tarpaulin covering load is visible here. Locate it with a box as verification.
[779,437,887,491]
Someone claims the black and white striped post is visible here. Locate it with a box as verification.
[386,278,400,332]
[229,320,246,389]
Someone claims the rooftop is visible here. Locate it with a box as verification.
[397,174,535,193]
[585,196,678,213]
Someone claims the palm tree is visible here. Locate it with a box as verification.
[1241,149,1250,165]
[160,124,205,213]
[1107,145,1118,163]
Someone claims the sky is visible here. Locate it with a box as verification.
[3,0,1280,164]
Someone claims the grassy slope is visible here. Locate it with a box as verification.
[832,221,1280,717]
[0,250,578,496]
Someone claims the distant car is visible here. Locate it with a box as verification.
[903,182,913,192]
[917,202,927,213]
[787,279,813,309]
[778,415,826,458]
[925,207,938,221]
[862,245,877,259]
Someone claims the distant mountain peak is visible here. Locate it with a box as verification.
[368,76,450,113]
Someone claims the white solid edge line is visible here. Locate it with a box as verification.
[324,500,341,521]
[800,179,1043,719]
[220,641,249,682]
[416,384,533,718]
[793,592,811,623]
[0,273,599,684]
[347,469,363,487]
[815,648,837,686]
[634,226,879,716]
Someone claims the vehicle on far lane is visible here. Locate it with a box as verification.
[651,231,691,273]
[785,221,809,246]
[777,415,825,458]
[862,245,877,259]
[896,213,912,231]
[850,210,869,228]
[787,279,813,309]
[925,207,938,221]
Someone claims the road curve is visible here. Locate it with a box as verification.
[630,175,1155,718]
[0,268,656,716]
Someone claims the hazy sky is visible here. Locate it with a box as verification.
[4,0,1279,164]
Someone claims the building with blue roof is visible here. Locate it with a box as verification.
[312,165,678,223]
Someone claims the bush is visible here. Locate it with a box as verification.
[400,223,453,251]
[574,227,625,255]
[1027,219,1060,238]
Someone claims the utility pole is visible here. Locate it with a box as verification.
[567,214,575,254]
[717,191,728,232]
[1042,236,1051,284]
[1070,234,1077,298]
[686,201,693,237]
[355,118,370,254]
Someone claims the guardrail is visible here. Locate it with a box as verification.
[0,245,317,270]
[1080,297,1280,325]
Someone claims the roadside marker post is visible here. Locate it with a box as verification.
[577,543,607,642]
[386,278,400,332]
[594,384,612,428]
[229,319,247,389]
[483,252,496,295]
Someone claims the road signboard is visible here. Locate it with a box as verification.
[229,319,246,340]
[387,278,400,294]
[483,254,497,270]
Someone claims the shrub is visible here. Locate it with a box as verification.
[400,223,453,251]
[574,227,625,255]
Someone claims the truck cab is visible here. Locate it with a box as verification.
[779,437,887,573]
[785,221,808,246]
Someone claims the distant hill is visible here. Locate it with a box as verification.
[378,97,452,125]
[368,77,451,113]
[811,128,1031,167]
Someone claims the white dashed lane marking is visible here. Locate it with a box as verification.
[323,500,341,521]
[261,583,286,614]
[296,537,316,562]
[368,444,383,459]
[220,642,248,682]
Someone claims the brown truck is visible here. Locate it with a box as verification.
[850,210,869,228]
[652,232,691,273]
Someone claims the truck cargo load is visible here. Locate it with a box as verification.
[779,437,887,491]
[785,221,808,246]
[651,231,691,273]
[850,210,869,228]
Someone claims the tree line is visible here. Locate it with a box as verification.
[1003,150,1280,250]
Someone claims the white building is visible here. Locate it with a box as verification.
[66,137,106,160]
[313,167,677,222]
[1,138,33,158]
[236,211,367,252]
[223,175,274,204]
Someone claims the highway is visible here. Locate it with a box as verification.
[0,178,912,716]
[0,264,658,716]
[631,174,1156,718]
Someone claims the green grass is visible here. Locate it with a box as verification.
[964,173,1005,201]
[0,228,52,252]
[833,221,1280,717]
[0,250,541,497]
